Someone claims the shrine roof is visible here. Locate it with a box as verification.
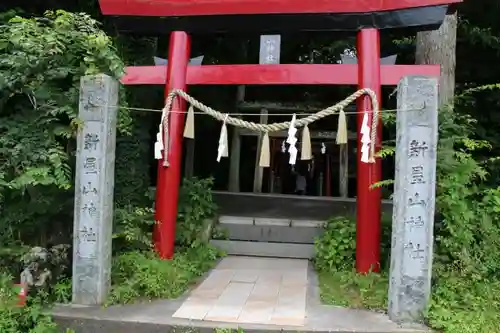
[99,0,462,33]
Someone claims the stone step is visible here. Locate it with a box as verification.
[53,311,427,333]
[219,215,324,244]
[210,240,314,259]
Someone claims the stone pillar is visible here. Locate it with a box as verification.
[72,74,118,305]
[388,75,439,323]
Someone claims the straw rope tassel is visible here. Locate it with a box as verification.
[336,109,348,145]
[360,112,371,163]
[154,128,163,159]
[217,115,229,162]
[183,105,195,139]
[222,127,229,157]
[301,125,312,160]
[259,132,270,167]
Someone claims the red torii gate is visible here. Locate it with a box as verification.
[98,0,461,273]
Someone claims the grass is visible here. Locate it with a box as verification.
[317,270,388,311]
[318,268,500,333]
[107,244,221,305]
[426,272,500,333]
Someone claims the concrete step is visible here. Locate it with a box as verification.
[210,239,314,259]
[53,306,426,333]
[219,215,324,244]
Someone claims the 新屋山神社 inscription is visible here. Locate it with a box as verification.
[76,121,102,259]
[388,75,438,323]
[402,126,432,276]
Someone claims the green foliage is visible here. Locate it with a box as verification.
[425,105,500,278]
[112,36,158,208]
[315,101,500,332]
[314,214,393,272]
[107,177,222,305]
[313,217,390,311]
[114,114,152,207]
[424,105,500,332]
[107,246,220,305]
[313,217,355,271]
[0,245,29,277]
[0,273,62,333]
[318,270,388,311]
[0,10,128,248]
[427,271,500,333]
[176,177,218,247]
[113,205,155,253]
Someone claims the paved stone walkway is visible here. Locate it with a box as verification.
[53,255,426,332]
[172,256,308,326]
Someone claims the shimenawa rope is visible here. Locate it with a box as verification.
[158,88,379,167]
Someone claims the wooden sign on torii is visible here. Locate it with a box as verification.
[97,0,462,273]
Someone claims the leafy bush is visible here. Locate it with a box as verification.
[313,217,355,271]
[0,10,128,251]
[176,177,218,247]
[427,271,499,333]
[107,246,220,305]
[107,177,222,305]
[0,273,60,333]
[425,105,500,332]
[113,205,155,253]
[314,214,393,272]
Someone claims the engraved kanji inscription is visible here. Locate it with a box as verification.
[404,216,424,230]
[410,165,425,184]
[408,192,426,207]
[82,182,98,195]
[260,35,280,65]
[409,140,429,158]
[82,202,97,217]
[84,134,100,151]
[404,242,425,260]
[79,226,97,242]
[83,157,98,174]
[266,54,276,63]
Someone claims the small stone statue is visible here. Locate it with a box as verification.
[20,244,70,288]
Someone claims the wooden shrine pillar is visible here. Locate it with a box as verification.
[339,142,349,198]
[228,41,248,192]
[228,85,245,192]
[253,109,268,192]
[184,139,195,178]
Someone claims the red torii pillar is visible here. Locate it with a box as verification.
[99,0,460,272]
[153,32,191,258]
[357,29,382,272]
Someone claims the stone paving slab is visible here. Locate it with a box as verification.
[172,257,309,326]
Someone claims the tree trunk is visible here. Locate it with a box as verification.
[415,13,458,107]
